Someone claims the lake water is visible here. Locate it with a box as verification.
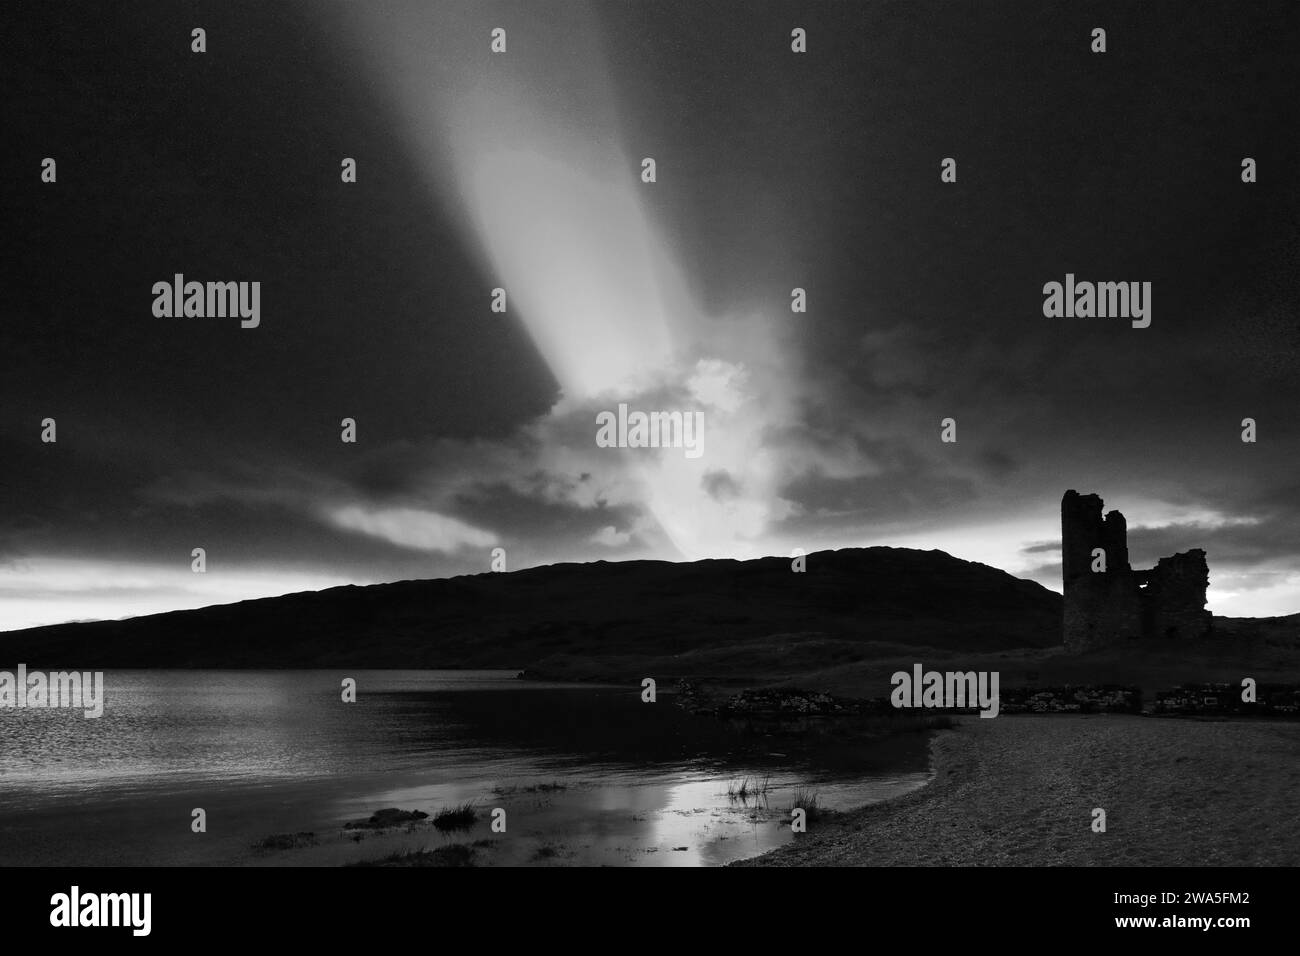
[0,670,931,866]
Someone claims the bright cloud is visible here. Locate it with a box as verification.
[328,506,498,553]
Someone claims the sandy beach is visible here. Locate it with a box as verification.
[737,714,1300,866]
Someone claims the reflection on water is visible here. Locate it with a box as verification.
[0,670,931,866]
[346,768,930,867]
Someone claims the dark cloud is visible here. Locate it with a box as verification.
[4,0,1299,627]
[702,471,742,501]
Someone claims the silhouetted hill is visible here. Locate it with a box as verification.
[0,547,1064,671]
[1211,613,1300,642]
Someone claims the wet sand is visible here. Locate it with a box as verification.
[736,714,1300,866]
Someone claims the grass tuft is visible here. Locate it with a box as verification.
[432,802,478,831]
[725,775,773,800]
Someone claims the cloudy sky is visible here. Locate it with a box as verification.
[3,0,1299,630]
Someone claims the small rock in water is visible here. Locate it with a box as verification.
[344,807,429,830]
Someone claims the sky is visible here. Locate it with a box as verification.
[3,0,1299,630]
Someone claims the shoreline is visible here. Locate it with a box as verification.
[735,714,1300,866]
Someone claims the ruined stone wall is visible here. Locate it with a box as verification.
[1061,490,1210,652]
[1064,573,1144,651]
[1142,549,1212,640]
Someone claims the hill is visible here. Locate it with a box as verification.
[0,547,1064,674]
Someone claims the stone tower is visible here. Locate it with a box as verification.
[1061,490,1143,651]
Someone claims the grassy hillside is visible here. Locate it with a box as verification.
[0,547,1063,672]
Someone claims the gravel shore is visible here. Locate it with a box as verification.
[735,714,1300,866]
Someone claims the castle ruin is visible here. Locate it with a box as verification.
[1061,490,1212,652]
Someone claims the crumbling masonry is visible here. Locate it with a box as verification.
[1061,490,1212,652]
